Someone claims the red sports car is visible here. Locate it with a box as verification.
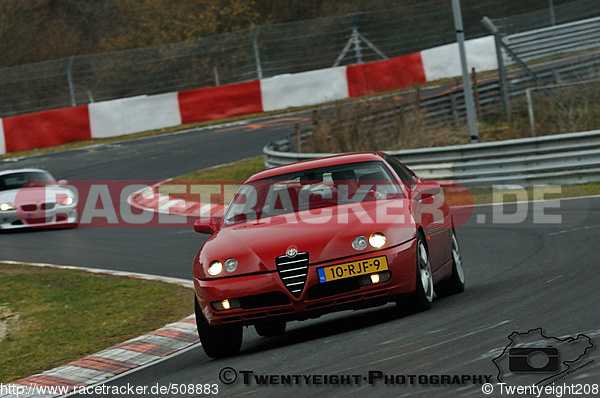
[192,152,464,358]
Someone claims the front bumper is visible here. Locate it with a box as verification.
[194,239,416,326]
[0,206,78,230]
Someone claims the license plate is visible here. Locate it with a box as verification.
[317,255,388,283]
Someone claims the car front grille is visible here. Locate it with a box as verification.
[41,203,55,211]
[276,252,309,298]
[19,203,56,212]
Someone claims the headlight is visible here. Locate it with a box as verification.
[0,203,15,212]
[224,258,238,273]
[60,196,75,206]
[369,232,386,249]
[352,236,368,251]
[207,261,223,276]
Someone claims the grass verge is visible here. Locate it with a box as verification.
[0,263,194,383]
[172,156,600,205]
[173,156,266,182]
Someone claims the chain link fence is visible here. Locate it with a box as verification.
[0,0,597,118]
[492,0,600,34]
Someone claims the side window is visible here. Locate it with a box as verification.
[384,156,417,184]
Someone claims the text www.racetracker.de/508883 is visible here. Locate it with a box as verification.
[0,383,219,397]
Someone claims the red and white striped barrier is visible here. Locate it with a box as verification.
[89,93,182,138]
[179,81,263,124]
[0,36,497,155]
[260,66,350,111]
[421,36,497,81]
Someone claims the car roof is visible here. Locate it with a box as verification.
[247,152,386,182]
[0,168,51,177]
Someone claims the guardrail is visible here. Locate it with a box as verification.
[263,129,600,186]
[502,17,600,63]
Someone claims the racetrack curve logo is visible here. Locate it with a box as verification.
[493,328,594,386]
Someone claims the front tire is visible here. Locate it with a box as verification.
[435,230,465,297]
[195,297,242,358]
[397,234,433,313]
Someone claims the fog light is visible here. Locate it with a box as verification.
[212,298,241,311]
[359,271,391,286]
[370,274,380,284]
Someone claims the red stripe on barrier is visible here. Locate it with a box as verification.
[346,53,427,98]
[3,105,91,153]
[178,81,263,125]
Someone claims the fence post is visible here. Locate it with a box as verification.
[482,16,511,121]
[295,123,301,153]
[526,88,536,135]
[312,109,319,128]
[471,67,481,118]
[450,93,459,126]
[414,84,423,129]
[452,0,479,143]
[352,13,363,64]
[67,56,76,106]
[553,69,561,85]
[213,66,220,86]
[253,26,263,80]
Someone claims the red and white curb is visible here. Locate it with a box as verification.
[128,181,224,218]
[0,261,199,398]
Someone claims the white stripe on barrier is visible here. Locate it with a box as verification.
[0,118,5,155]
[260,66,349,112]
[421,35,498,82]
[89,92,181,139]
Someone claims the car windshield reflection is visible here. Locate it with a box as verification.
[0,171,55,191]
[223,161,404,226]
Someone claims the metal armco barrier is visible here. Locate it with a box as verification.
[263,129,600,186]
[502,17,600,63]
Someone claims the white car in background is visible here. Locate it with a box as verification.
[0,168,78,230]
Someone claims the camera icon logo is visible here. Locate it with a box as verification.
[508,346,559,373]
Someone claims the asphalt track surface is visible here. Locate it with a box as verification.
[0,114,308,277]
[1,112,600,397]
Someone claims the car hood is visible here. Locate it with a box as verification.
[196,199,416,278]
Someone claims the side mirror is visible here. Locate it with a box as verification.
[412,183,441,201]
[193,217,221,234]
[57,179,68,185]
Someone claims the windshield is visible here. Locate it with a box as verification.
[223,161,404,226]
[0,171,55,191]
